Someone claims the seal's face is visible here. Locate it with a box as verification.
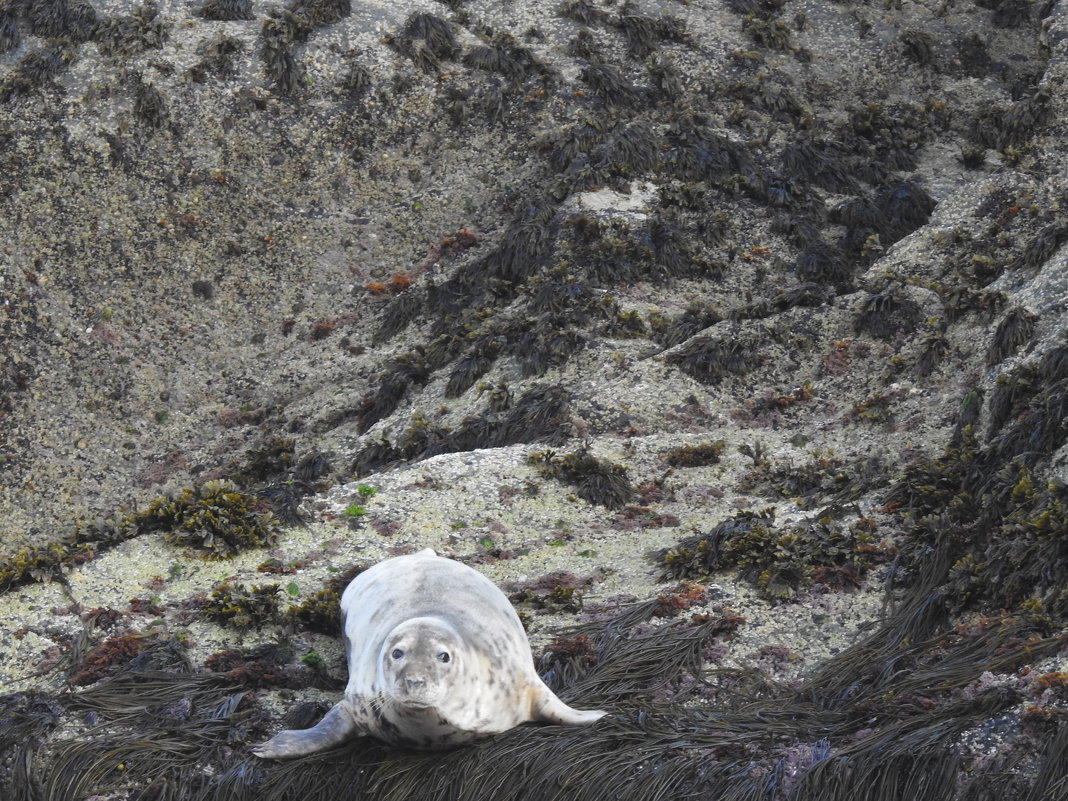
[381,617,462,709]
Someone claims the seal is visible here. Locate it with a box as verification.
[253,548,607,756]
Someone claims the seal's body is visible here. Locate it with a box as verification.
[253,548,606,756]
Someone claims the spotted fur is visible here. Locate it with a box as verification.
[254,549,606,756]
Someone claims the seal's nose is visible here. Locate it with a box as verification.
[405,677,425,690]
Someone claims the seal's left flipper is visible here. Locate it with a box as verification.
[253,699,363,759]
[529,680,607,726]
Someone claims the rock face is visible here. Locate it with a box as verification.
[1,0,1067,798]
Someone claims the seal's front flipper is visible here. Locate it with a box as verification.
[530,681,607,726]
[253,700,362,759]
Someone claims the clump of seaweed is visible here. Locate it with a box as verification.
[970,89,1050,151]
[1011,224,1068,271]
[203,581,282,630]
[261,11,311,94]
[794,240,851,286]
[530,447,635,509]
[0,47,73,102]
[653,508,888,599]
[0,14,21,53]
[354,350,431,433]
[915,331,949,377]
[660,442,725,467]
[385,11,457,72]
[511,584,584,614]
[71,634,145,685]
[285,586,343,633]
[132,480,278,558]
[196,0,254,20]
[233,437,296,486]
[94,4,169,57]
[203,642,327,689]
[290,0,351,27]
[739,452,886,509]
[580,63,643,108]
[743,16,791,50]
[559,0,610,26]
[463,32,546,84]
[666,330,762,384]
[284,565,366,633]
[652,581,707,617]
[986,306,1038,366]
[900,29,936,67]
[615,2,690,58]
[854,290,922,340]
[350,383,571,477]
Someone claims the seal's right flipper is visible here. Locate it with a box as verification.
[253,700,362,759]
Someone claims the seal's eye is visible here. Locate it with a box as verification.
[391,648,404,660]
[437,652,450,663]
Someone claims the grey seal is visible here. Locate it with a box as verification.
[253,548,606,755]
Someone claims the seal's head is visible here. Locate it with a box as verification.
[381,617,463,709]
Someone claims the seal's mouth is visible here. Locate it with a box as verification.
[393,683,441,709]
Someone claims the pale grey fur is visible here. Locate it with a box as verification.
[254,548,606,756]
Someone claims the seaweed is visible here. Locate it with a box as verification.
[509,316,585,377]
[192,35,245,80]
[234,437,296,486]
[0,47,72,102]
[660,442,725,467]
[94,4,169,57]
[463,33,545,83]
[986,306,1038,366]
[900,29,936,67]
[580,63,643,108]
[0,14,20,53]
[196,0,254,21]
[665,117,752,182]
[722,0,786,18]
[615,5,689,59]
[647,57,683,100]
[373,290,424,343]
[854,290,922,340]
[351,436,402,478]
[740,452,886,509]
[133,81,167,128]
[261,11,311,94]
[991,0,1031,27]
[290,0,351,27]
[915,332,948,377]
[653,508,889,599]
[354,350,431,433]
[395,12,457,61]
[795,240,851,286]
[203,581,283,630]
[23,0,97,41]
[342,61,372,96]
[742,16,791,50]
[496,384,571,445]
[132,480,278,558]
[666,330,761,384]
[444,343,497,399]
[877,180,936,240]
[531,448,635,509]
[70,635,145,686]
[1011,224,1067,271]
[971,90,1050,150]
[781,141,859,194]
[559,0,610,26]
